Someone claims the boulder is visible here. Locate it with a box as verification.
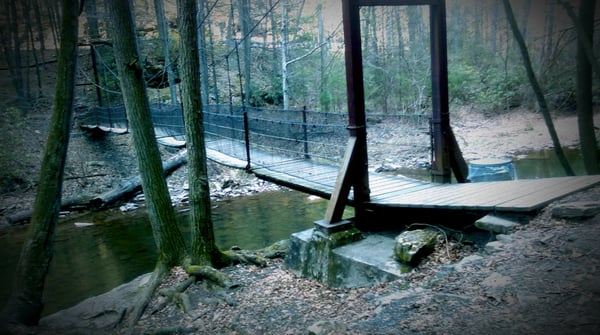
[552,201,600,219]
[475,214,518,234]
[393,229,439,265]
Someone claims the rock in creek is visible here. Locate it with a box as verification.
[551,201,600,219]
[393,229,439,265]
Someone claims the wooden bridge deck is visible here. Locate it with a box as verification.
[205,141,600,215]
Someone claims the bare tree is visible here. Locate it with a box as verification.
[573,0,598,174]
[502,0,574,176]
[177,0,222,266]
[154,0,178,104]
[106,0,187,267]
[0,0,79,326]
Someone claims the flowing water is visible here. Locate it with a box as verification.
[0,147,586,316]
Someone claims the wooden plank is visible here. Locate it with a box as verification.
[433,181,533,210]
[369,178,426,196]
[447,179,563,209]
[253,168,333,197]
[496,176,600,211]
[254,166,336,190]
[415,179,539,207]
[370,183,439,202]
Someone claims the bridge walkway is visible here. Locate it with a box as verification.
[80,104,600,219]
[205,139,600,215]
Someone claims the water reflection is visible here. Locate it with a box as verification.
[0,190,331,316]
[513,147,586,179]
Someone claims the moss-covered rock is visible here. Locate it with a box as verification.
[393,229,439,265]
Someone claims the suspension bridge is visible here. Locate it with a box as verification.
[78,0,600,230]
[78,103,600,227]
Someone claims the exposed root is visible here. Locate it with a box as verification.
[186,265,238,288]
[121,263,169,334]
[152,276,196,315]
[255,239,289,259]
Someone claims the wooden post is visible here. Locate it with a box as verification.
[318,0,463,233]
[429,0,452,183]
[316,0,370,233]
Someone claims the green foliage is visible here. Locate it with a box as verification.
[447,62,479,104]
[474,62,528,111]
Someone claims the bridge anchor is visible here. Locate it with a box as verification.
[314,219,353,235]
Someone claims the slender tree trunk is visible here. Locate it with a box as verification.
[107,0,186,267]
[269,0,279,105]
[154,0,178,104]
[238,0,252,105]
[207,17,220,104]
[176,0,220,266]
[0,0,78,325]
[32,0,47,68]
[8,0,25,101]
[502,0,574,176]
[84,0,100,41]
[197,0,210,105]
[575,0,598,174]
[281,0,289,109]
[318,1,329,111]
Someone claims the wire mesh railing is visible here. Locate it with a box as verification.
[79,104,432,172]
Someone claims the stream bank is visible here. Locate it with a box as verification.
[28,184,600,335]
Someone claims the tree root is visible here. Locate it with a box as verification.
[255,239,289,259]
[152,276,196,315]
[186,265,238,288]
[125,240,290,331]
[120,263,169,334]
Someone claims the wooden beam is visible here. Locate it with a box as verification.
[322,136,358,225]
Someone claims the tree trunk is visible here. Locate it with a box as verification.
[177,0,220,266]
[318,1,330,111]
[0,0,78,325]
[84,0,100,41]
[154,0,178,104]
[238,0,252,105]
[281,0,289,109]
[502,0,574,176]
[107,0,186,267]
[575,0,598,174]
[7,0,25,102]
[197,0,210,105]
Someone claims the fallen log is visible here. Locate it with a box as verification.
[6,149,188,225]
[89,149,187,208]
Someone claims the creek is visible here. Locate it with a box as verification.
[0,190,329,316]
[0,147,586,317]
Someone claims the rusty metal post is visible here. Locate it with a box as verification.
[429,0,452,183]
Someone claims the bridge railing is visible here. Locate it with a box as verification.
[203,105,348,168]
[79,103,431,172]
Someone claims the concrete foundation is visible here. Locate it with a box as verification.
[286,228,410,287]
